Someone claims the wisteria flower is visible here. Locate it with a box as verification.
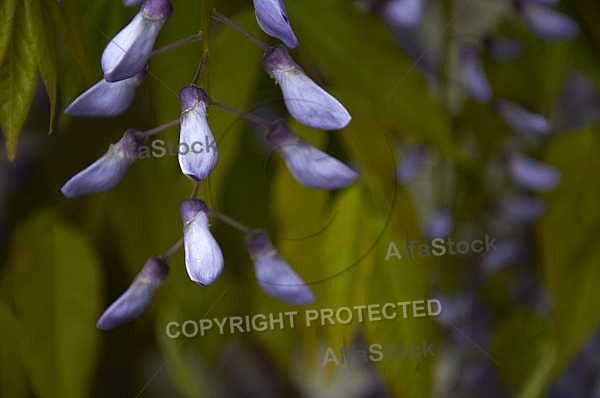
[266,120,358,190]
[96,257,169,330]
[515,0,579,41]
[484,37,523,61]
[490,195,546,223]
[181,199,224,286]
[178,86,218,181]
[245,230,315,305]
[382,0,424,28]
[65,67,147,117]
[102,0,172,82]
[61,130,142,198]
[263,45,352,130]
[503,152,561,191]
[122,0,144,7]
[495,99,552,137]
[462,46,492,103]
[253,0,299,48]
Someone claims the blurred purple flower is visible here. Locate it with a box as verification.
[396,143,429,184]
[462,46,492,103]
[61,130,142,198]
[266,121,358,190]
[424,209,453,239]
[101,0,172,82]
[65,68,147,117]
[554,72,600,131]
[123,0,144,7]
[481,239,525,275]
[181,199,224,286]
[515,0,579,41]
[382,0,424,28]
[263,45,351,130]
[483,37,523,61]
[504,153,561,191]
[490,195,546,223]
[253,0,299,48]
[178,86,218,181]
[495,99,552,137]
[96,257,169,330]
[245,230,315,305]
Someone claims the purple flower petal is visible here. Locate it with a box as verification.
[266,121,358,190]
[181,199,224,286]
[481,239,525,275]
[245,231,315,305]
[178,87,218,181]
[554,72,600,131]
[61,130,141,198]
[495,99,552,137]
[484,37,523,61]
[122,0,144,7]
[101,0,172,82]
[253,0,299,48]
[96,257,169,330]
[382,0,424,28]
[462,46,492,103]
[65,69,146,117]
[424,209,453,239]
[396,143,429,183]
[505,153,561,191]
[516,1,579,41]
[263,46,351,130]
[490,195,546,222]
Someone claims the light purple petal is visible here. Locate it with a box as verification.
[495,99,552,137]
[245,231,315,305]
[96,257,168,330]
[102,2,171,82]
[462,46,492,103]
[122,0,144,7]
[506,153,561,191]
[484,37,523,61]
[65,72,144,117]
[491,195,546,222]
[518,1,579,41]
[178,87,218,181]
[181,200,224,286]
[382,0,424,28]
[263,46,351,130]
[396,143,428,183]
[424,209,453,239]
[481,239,525,275]
[253,0,299,48]
[266,121,358,190]
[61,130,140,198]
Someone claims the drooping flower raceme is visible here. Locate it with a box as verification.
[266,120,358,190]
[245,230,315,305]
[65,67,147,117]
[263,45,352,130]
[495,99,552,137]
[102,0,172,82]
[253,0,299,48]
[96,257,169,330]
[181,199,224,286]
[178,86,218,181]
[61,130,142,198]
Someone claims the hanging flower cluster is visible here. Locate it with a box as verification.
[61,0,358,330]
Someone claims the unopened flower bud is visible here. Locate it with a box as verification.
[101,0,172,82]
[245,231,315,305]
[514,0,579,41]
[253,0,299,48]
[503,153,561,191]
[181,199,224,286]
[462,46,492,103]
[61,130,142,198]
[96,257,169,330]
[65,67,147,117]
[263,45,351,130]
[424,209,453,239]
[495,99,551,137]
[266,121,358,190]
[382,0,424,28]
[177,86,218,181]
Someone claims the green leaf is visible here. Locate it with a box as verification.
[538,127,600,375]
[0,301,28,398]
[26,0,59,134]
[0,2,37,161]
[7,210,103,398]
[0,0,16,66]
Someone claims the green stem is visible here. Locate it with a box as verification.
[201,0,212,94]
